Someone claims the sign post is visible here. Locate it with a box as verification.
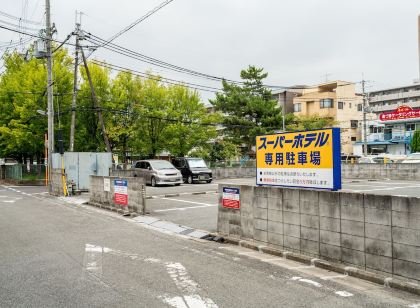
[256,128,341,190]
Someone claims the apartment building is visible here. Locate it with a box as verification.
[352,81,420,155]
[369,81,420,113]
[292,81,365,155]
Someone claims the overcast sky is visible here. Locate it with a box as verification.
[1,0,419,100]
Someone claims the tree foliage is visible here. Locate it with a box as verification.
[411,130,420,153]
[0,48,72,162]
[286,114,337,131]
[210,66,283,155]
[0,49,217,162]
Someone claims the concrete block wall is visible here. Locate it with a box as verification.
[90,175,146,215]
[217,184,420,282]
[50,169,65,196]
[211,167,256,179]
[110,169,135,177]
[342,163,420,180]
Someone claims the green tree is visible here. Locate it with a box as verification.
[164,85,218,157]
[209,140,239,161]
[0,48,73,162]
[108,71,142,162]
[210,66,283,155]
[76,63,111,152]
[410,130,420,152]
[286,114,336,131]
[131,76,170,158]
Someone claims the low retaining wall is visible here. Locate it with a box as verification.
[110,169,134,177]
[90,175,146,215]
[342,163,420,180]
[211,167,255,179]
[217,184,420,282]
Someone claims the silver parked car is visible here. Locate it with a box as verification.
[132,160,182,187]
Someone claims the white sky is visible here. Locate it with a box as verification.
[1,0,419,101]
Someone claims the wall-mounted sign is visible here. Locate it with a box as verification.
[104,178,110,192]
[379,105,420,122]
[256,128,341,190]
[114,179,128,206]
[222,187,240,209]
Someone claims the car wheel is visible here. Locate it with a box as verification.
[151,177,157,187]
[206,179,212,183]
[187,175,193,184]
[175,183,181,186]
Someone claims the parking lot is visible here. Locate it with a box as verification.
[146,177,420,233]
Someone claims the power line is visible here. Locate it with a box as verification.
[84,32,356,91]
[91,59,222,93]
[102,0,174,47]
[0,9,43,25]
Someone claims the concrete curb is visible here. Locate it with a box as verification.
[213,234,420,296]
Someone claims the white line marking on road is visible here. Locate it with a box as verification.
[161,197,216,207]
[83,244,103,278]
[335,291,354,297]
[408,304,420,308]
[297,278,322,287]
[165,262,218,308]
[154,204,216,212]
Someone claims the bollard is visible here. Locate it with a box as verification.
[141,185,146,215]
[384,157,388,164]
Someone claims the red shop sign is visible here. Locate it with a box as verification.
[379,105,420,122]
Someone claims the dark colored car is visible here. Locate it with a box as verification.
[172,157,212,184]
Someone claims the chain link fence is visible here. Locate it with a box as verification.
[4,164,46,181]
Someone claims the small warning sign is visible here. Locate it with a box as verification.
[222,187,240,209]
[114,179,128,206]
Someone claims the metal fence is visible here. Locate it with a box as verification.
[5,164,46,180]
[206,160,256,168]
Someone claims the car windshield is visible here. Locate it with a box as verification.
[150,160,175,170]
[187,159,207,168]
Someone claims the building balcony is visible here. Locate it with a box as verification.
[370,100,420,113]
[369,90,420,103]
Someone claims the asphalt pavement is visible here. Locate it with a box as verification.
[1,184,420,307]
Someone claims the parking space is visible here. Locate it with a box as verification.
[145,177,420,233]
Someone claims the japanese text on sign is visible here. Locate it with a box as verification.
[114,179,128,206]
[256,128,341,190]
[222,187,240,209]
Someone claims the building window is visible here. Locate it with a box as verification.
[349,103,352,108]
[350,120,358,128]
[357,104,363,111]
[294,103,301,112]
[338,102,344,109]
[351,137,357,141]
[320,99,333,108]
[406,123,416,131]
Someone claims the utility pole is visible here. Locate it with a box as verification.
[80,48,112,152]
[45,0,54,192]
[282,91,286,131]
[362,79,368,157]
[69,11,80,152]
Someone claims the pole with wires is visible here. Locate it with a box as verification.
[69,11,81,152]
[80,47,112,152]
[362,79,368,157]
[45,0,54,192]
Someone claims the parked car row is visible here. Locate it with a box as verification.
[342,153,420,164]
[131,157,212,187]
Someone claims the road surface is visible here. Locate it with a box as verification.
[1,184,419,307]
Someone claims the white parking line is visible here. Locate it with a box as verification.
[153,197,217,212]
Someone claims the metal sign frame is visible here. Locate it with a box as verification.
[256,128,341,191]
